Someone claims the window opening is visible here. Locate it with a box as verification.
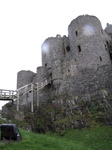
[68,69,70,73]
[45,63,47,67]
[50,73,52,77]
[106,41,109,45]
[100,56,102,61]
[66,46,70,52]
[109,53,112,61]
[75,31,78,36]
[77,45,81,52]
[50,73,52,82]
[105,45,107,50]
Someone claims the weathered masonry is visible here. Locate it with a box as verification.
[10,15,112,110]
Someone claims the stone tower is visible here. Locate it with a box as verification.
[16,15,112,107]
[41,35,64,68]
[41,35,64,89]
[68,15,111,70]
[17,70,34,89]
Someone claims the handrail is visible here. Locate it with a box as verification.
[17,78,49,94]
[0,89,17,92]
[0,89,17,100]
[17,83,32,91]
[17,78,48,91]
[0,77,50,112]
[0,78,49,99]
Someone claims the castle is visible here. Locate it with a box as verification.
[17,15,112,106]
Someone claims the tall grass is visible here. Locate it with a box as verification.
[0,125,112,150]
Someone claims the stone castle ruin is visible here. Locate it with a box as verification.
[16,15,112,106]
[2,15,112,128]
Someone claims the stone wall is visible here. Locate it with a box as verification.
[59,65,112,97]
[37,66,49,82]
[41,35,64,68]
[17,70,35,89]
[37,65,112,103]
[68,15,111,71]
[16,15,112,112]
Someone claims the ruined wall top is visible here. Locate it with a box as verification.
[17,15,112,89]
[105,23,112,35]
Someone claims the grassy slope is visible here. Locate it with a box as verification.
[0,125,112,150]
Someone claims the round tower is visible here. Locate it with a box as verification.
[37,66,49,83]
[68,15,111,70]
[41,35,64,68]
[17,70,34,89]
[52,59,62,89]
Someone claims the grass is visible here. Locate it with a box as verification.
[0,125,112,150]
[64,126,112,150]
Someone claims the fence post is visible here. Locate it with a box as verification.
[37,84,39,108]
[9,91,11,99]
[25,86,28,105]
[0,90,2,98]
[31,84,34,113]
[17,90,19,111]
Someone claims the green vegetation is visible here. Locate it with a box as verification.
[1,93,112,149]
[0,125,112,150]
[24,98,112,135]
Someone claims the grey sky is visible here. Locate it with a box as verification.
[0,0,112,109]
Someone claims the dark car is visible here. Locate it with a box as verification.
[1,124,22,141]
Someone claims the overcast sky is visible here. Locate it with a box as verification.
[0,0,112,109]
